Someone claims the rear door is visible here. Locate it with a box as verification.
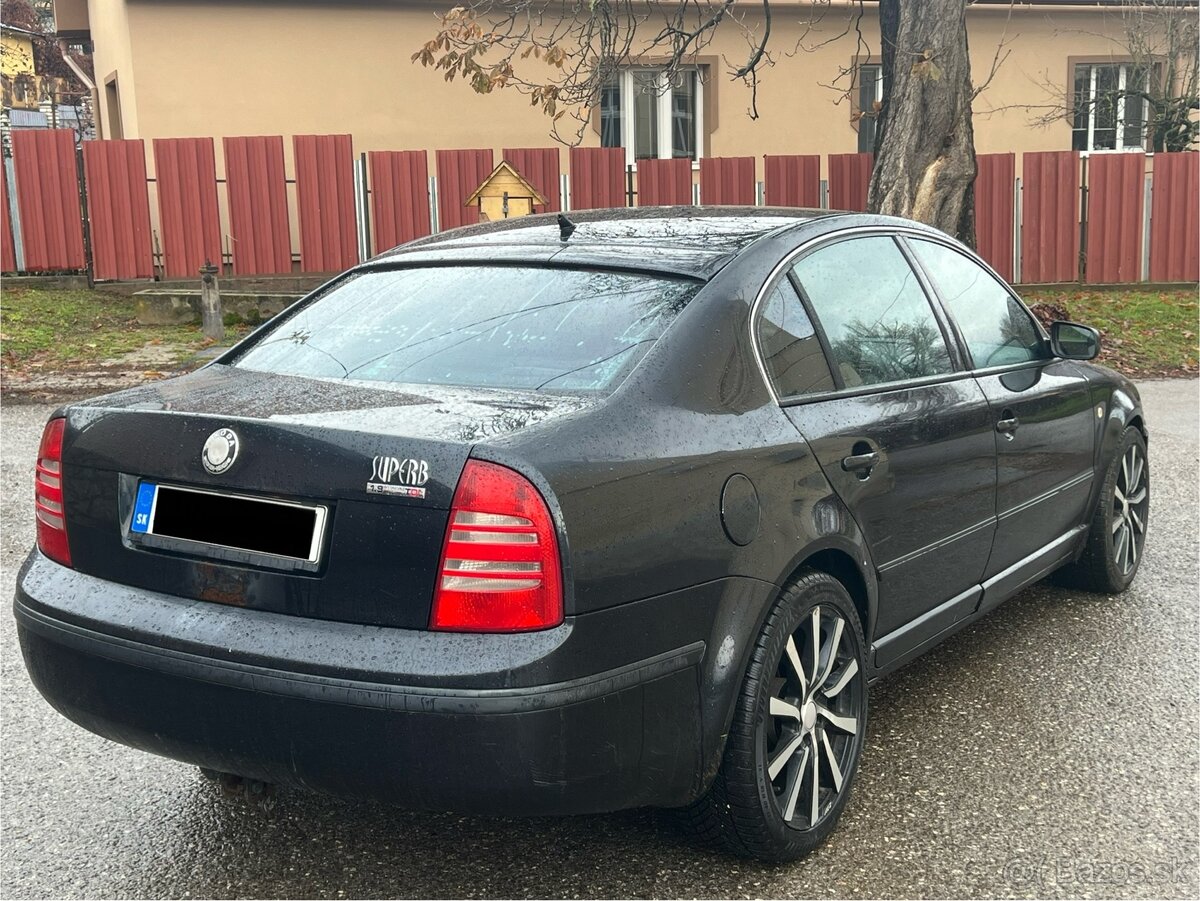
[904,238,1096,579]
[763,234,997,660]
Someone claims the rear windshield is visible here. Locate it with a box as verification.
[234,265,700,392]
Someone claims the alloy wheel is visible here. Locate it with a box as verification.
[1111,442,1148,577]
[762,603,864,830]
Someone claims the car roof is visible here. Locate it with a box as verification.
[366,206,845,279]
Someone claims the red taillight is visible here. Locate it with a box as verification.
[431,460,563,632]
[35,417,71,567]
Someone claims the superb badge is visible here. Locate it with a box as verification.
[202,428,240,475]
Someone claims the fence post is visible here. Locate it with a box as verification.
[626,163,635,207]
[4,155,25,272]
[199,259,224,341]
[428,175,439,233]
[1077,155,1089,284]
[353,152,370,262]
[560,172,570,212]
[75,144,95,288]
[1013,176,1023,285]
[1141,169,1152,283]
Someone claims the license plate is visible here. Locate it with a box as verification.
[130,482,327,564]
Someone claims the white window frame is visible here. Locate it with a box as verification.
[1076,62,1150,153]
[607,68,704,167]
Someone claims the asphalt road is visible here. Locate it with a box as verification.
[2,381,1197,899]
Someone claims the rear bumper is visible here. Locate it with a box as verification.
[14,550,710,815]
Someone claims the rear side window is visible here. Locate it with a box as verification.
[792,237,954,389]
[756,278,835,397]
[234,266,700,392]
[908,239,1046,369]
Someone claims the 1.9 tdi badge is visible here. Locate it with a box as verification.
[367,456,429,498]
[202,428,240,475]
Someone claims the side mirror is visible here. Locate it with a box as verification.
[1050,320,1101,361]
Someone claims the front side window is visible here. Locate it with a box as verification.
[601,68,702,164]
[792,237,953,389]
[1072,62,1149,151]
[908,240,1046,369]
[756,278,836,398]
[235,266,700,393]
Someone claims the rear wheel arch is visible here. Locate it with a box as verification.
[784,545,876,648]
[696,543,875,796]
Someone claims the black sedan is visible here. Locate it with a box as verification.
[15,208,1149,862]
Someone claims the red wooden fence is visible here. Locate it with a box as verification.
[436,148,493,231]
[224,136,291,275]
[764,155,821,208]
[4,135,1196,285]
[701,157,755,205]
[1021,151,1079,284]
[828,152,873,212]
[1149,153,1199,283]
[569,147,625,210]
[368,150,430,254]
[11,130,85,271]
[153,137,221,279]
[294,134,358,272]
[502,147,560,213]
[83,139,153,280]
[637,158,691,206]
[1,163,16,273]
[975,152,1015,281]
[1085,153,1144,284]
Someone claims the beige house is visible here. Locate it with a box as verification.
[53,0,1182,177]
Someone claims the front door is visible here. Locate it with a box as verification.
[905,238,1096,577]
[974,365,1096,573]
[778,235,998,653]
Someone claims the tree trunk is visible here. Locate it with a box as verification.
[869,0,977,246]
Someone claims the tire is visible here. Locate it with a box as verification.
[1056,426,1149,594]
[681,570,868,862]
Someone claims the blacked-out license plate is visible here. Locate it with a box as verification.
[130,482,327,563]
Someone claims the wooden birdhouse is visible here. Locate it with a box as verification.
[465,161,548,222]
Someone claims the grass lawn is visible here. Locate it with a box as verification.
[1,283,1196,381]
[1021,287,1198,379]
[1,286,235,374]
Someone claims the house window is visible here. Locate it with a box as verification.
[857,64,883,153]
[1072,63,1148,152]
[600,68,703,164]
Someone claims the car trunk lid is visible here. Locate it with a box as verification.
[58,365,591,628]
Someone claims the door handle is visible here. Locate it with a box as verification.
[841,451,879,473]
[996,411,1020,437]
